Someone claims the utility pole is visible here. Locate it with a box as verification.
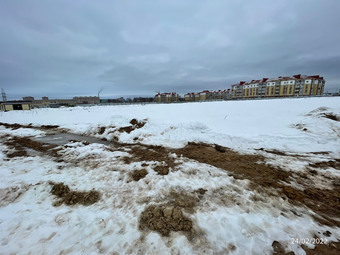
[1,88,7,102]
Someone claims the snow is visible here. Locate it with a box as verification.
[0,97,340,254]
[1,97,339,153]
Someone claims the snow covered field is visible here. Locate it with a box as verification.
[0,97,340,254]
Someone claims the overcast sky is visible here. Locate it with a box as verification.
[1,0,340,99]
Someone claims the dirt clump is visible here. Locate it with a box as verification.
[117,119,146,134]
[272,241,294,255]
[118,126,135,134]
[51,183,70,197]
[98,126,106,135]
[139,204,193,237]
[153,165,169,175]
[50,182,100,206]
[309,159,340,170]
[196,188,208,196]
[130,119,146,128]
[132,169,148,181]
[40,125,60,129]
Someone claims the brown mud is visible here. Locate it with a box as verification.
[2,121,340,244]
[118,119,146,134]
[122,144,177,176]
[174,142,340,227]
[0,122,59,130]
[321,113,340,121]
[131,169,148,181]
[309,159,340,170]
[4,136,59,158]
[50,182,100,206]
[139,204,193,237]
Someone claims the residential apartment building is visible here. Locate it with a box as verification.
[154,92,179,103]
[231,74,325,99]
[184,89,232,102]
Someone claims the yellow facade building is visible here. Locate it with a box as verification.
[0,101,31,111]
[232,74,325,100]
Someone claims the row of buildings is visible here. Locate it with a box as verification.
[231,74,325,99]
[154,74,326,103]
[22,96,100,108]
[0,96,101,112]
[0,74,327,111]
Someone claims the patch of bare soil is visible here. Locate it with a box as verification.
[272,241,294,255]
[309,159,340,170]
[0,122,31,130]
[130,118,146,129]
[4,136,60,158]
[174,142,340,227]
[50,182,100,206]
[320,113,340,121]
[175,142,291,189]
[139,204,193,237]
[98,126,106,135]
[153,165,169,175]
[131,169,148,181]
[0,122,60,130]
[117,119,146,134]
[40,125,60,129]
[0,184,30,207]
[123,144,177,175]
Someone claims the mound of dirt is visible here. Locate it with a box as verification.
[50,182,100,206]
[132,169,148,181]
[98,126,106,135]
[130,119,146,129]
[139,204,193,237]
[51,183,70,197]
[117,119,146,134]
[118,126,135,134]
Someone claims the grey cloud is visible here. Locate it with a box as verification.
[1,0,340,100]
